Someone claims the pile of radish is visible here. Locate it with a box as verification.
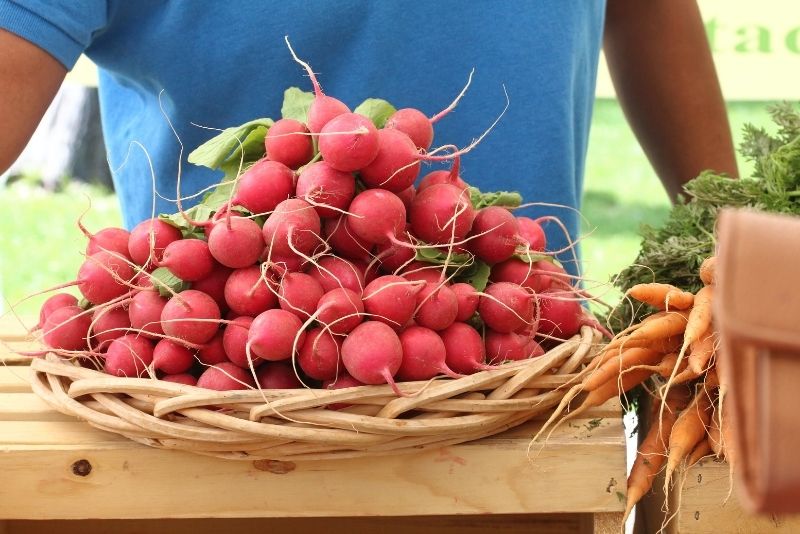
[33,42,605,396]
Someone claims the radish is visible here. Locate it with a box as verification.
[104,334,154,377]
[323,216,372,262]
[223,266,277,317]
[222,316,255,368]
[159,239,215,281]
[128,290,167,339]
[397,326,459,380]
[197,362,254,390]
[264,118,314,169]
[396,185,416,215]
[128,218,182,266]
[261,198,321,258]
[538,289,582,338]
[491,258,550,293]
[77,250,136,305]
[308,256,365,295]
[318,113,379,172]
[400,262,443,284]
[162,373,197,386]
[191,265,233,312]
[354,259,380,286]
[297,327,342,381]
[197,330,229,365]
[42,305,92,351]
[90,305,131,348]
[358,128,420,192]
[152,339,195,374]
[316,287,364,335]
[363,275,422,330]
[232,159,294,215]
[248,309,306,361]
[384,108,433,151]
[415,282,458,331]
[278,272,324,319]
[207,216,264,269]
[440,322,487,375]
[160,290,221,345]
[256,362,303,389]
[417,156,467,192]
[374,231,415,273]
[295,161,355,218]
[485,330,544,364]
[410,183,476,245]
[265,252,306,274]
[517,216,546,252]
[37,293,78,329]
[467,207,521,264]
[478,282,535,333]
[341,321,403,394]
[323,372,365,410]
[82,226,131,259]
[451,282,479,321]
[346,189,406,246]
[529,260,572,292]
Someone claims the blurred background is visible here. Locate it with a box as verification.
[0,0,795,317]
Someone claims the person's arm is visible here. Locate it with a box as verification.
[0,28,67,174]
[603,0,738,200]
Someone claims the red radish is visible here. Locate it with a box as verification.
[197,362,254,390]
[467,207,521,264]
[341,321,403,393]
[223,316,255,368]
[278,272,324,319]
[161,290,221,345]
[162,373,197,386]
[261,198,321,258]
[37,293,78,329]
[396,185,416,214]
[129,290,167,338]
[316,287,364,335]
[415,283,458,331]
[264,118,314,169]
[440,322,487,375]
[308,256,365,295]
[451,283,479,321]
[265,252,306,274]
[323,216,372,262]
[318,113,380,172]
[191,265,233,312]
[374,231,415,273]
[42,305,92,351]
[128,218,182,266]
[298,327,342,381]
[346,189,406,246]
[207,216,264,269]
[400,262,443,284]
[485,330,544,364]
[410,183,476,245]
[104,334,154,377]
[256,362,303,389]
[354,260,380,286]
[231,159,295,215]
[397,326,459,380]
[538,290,582,338]
[358,128,420,192]
[83,226,131,259]
[478,282,535,333]
[384,108,433,150]
[91,306,131,348]
[323,372,365,409]
[77,250,136,305]
[248,309,306,361]
[152,339,195,374]
[363,275,422,329]
[223,266,277,317]
[529,260,571,292]
[491,258,550,293]
[417,157,468,192]
[295,161,355,218]
[159,239,215,281]
[517,216,546,252]
[197,330,229,365]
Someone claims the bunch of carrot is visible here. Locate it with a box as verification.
[534,256,733,522]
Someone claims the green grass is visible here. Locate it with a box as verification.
[0,100,779,318]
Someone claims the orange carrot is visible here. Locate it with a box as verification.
[662,289,712,402]
[699,256,716,286]
[664,388,713,487]
[708,405,723,457]
[627,283,694,310]
[688,330,716,376]
[582,348,661,391]
[625,352,682,379]
[686,439,713,468]
[627,310,690,343]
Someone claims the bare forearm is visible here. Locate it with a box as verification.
[0,29,66,173]
[604,0,738,200]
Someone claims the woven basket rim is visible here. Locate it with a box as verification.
[28,326,603,460]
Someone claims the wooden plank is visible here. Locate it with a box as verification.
[2,421,134,446]
[580,512,624,534]
[0,367,31,393]
[0,393,76,421]
[0,316,34,342]
[0,414,624,520]
[2,514,585,534]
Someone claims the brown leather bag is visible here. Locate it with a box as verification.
[715,208,800,514]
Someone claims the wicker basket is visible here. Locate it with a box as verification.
[28,326,603,461]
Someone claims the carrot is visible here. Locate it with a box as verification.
[627,310,690,343]
[627,283,694,310]
[664,387,713,488]
[686,439,713,468]
[582,348,661,391]
[662,289,711,402]
[625,352,682,378]
[687,330,716,376]
[670,365,701,385]
[600,312,669,355]
[699,256,716,286]
[718,389,736,469]
[708,404,723,457]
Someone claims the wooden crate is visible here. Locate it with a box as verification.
[0,315,625,534]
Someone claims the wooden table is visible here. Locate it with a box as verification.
[0,315,625,534]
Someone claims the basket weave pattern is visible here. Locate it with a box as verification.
[29,327,602,460]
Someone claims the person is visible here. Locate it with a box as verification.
[0,0,737,270]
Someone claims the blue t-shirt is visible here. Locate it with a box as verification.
[1,0,605,268]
